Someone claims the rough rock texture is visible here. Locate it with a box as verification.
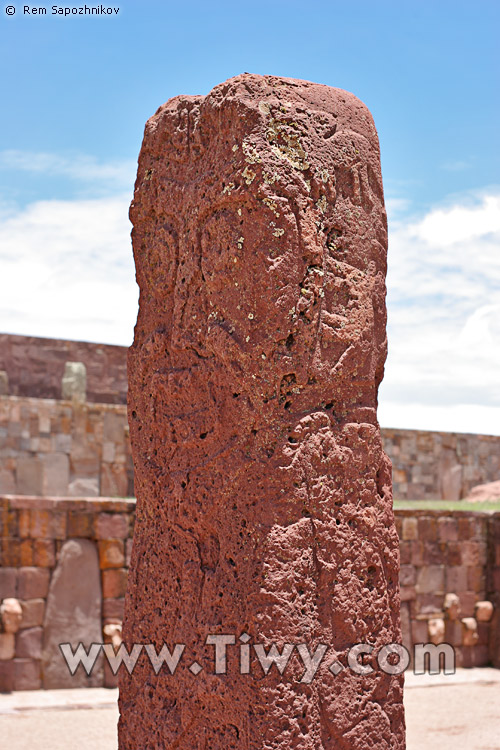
[119,74,405,749]
[465,479,500,503]
[42,538,103,688]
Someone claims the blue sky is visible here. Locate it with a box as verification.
[0,0,499,434]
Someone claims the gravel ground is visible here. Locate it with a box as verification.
[0,669,499,749]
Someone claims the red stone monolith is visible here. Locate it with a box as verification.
[119,73,405,749]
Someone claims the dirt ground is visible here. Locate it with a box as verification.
[0,669,499,749]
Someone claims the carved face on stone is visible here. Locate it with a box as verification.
[0,598,23,634]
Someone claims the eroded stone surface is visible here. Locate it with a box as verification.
[119,73,404,749]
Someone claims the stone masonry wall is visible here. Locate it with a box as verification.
[395,510,498,668]
[0,495,135,691]
[0,397,133,498]
[0,334,128,404]
[2,393,499,501]
[0,499,498,691]
[385,428,500,500]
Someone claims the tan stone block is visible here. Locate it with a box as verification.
[68,477,100,497]
[95,513,129,539]
[445,566,468,593]
[399,565,416,587]
[411,541,424,566]
[33,539,56,568]
[0,660,14,692]
[444,620,463,647]
[20,599,45,629]
[418,517,437,541]
[30,509,66,539]
[100,463,128,498]
[437,518,458,542]
[402,518,418,541]
[19,539,33,566]
[0,568,18,599]
[400,586,416,602]
[13,658,41,690]
[462,541,487,567]
[0,633,15,660]
[460,592,478,617]
[98,539,125,569]
[416,565,445,594]
[0,469,16,494]
[16,627,42,659]
[41,453,70,496]
[102,568,128,598]
[18,509,30,538]
[103,598,125,620]
[67,511,94,537]
[16,456,43,495]
[467,566,485,593]
[411,619,428,643]
[0,538,19,567]
[17,568,50,599]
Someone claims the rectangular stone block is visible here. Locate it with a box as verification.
[103,597,125,620]
[400,585,416,602]
[16,455,43,495]
[29,509,66,539]
[41,453,70,496]
[16,627,43,659]
[19,539,34,566]
[399,565,416,587]
[418,517,437,541]
[0,633,15,660]
[461,541,487,567]
[416,565,445,594]
[33,539,56,567]
[20,599,45,629]
[446,566,468,593]
[0,508,18,537]
[17,567,50,599]
[67,510,94,537]
[96,513,129,540]
[467,566,485,593]
[402,517,418,541]
[102,568,128,598]
[446,542,462,566]
[13,658,41,690]
[98,539,125,569]
[411,619,428,643]
[0,660,14,692]
[0,568,18,598]
[0,538,19,567]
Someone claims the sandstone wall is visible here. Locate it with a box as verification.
[386,428,500,500]
[0,397,133,498]
[1,395,499,501]
[0,495,135,691]
[1,498,498,691]
[0,334,128,404]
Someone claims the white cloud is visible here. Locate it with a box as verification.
[0,154,498,437]
[0,194,138,345]
[0,150,136,191]
[380,189,500,435]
